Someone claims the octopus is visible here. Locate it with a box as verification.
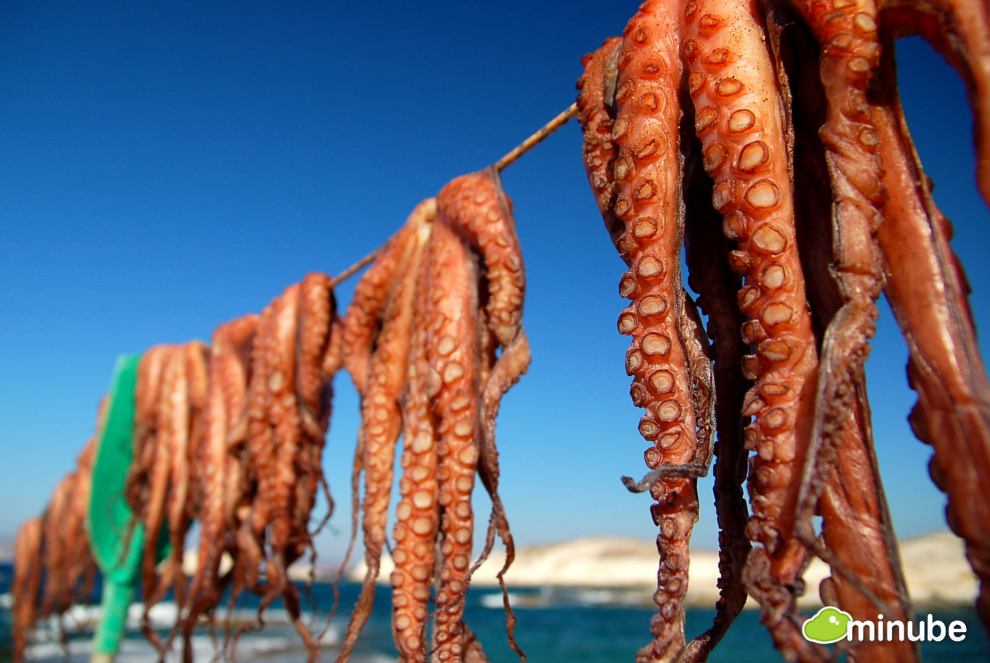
[225,272,340,662]
[336,166,529,663]
[12,416,101,663]
[125,340,210,653]
[578,0,990,660]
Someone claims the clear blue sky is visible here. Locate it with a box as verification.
[1,1,987,564]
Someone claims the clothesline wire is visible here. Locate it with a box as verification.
[329,102,579,287]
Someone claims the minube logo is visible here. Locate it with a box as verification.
[802,607,969,644]
[802,607,852,644]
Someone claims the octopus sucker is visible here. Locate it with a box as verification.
[869,38,990,630]
[338,201,435,663]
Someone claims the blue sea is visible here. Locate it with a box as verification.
[1,564,986,661]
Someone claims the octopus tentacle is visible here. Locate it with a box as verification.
[785,0,888,557]
[342,222,420,396]
[598,2,711,660]
[869,39,990,630]
[467,329,531,663]
[182,316,257,662]
[165,342,207,612]
[261,284,303,613]
[338,200,434,662]
[682,154,752,659]
[817,380,918,662]
[12,517,43,663]
[237,299,278,598]
[424,219,482,663]
[577,37,626,258]
[64,437,98,607]
[297,272,336,439]
[391,252,440,663]
[40,473,77,618]
[679,0,828,657]
[437,168,524,347]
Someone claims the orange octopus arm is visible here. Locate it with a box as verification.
[680,0,825,658]
[871,58,990,630]
[391,256,440,663]
[12,517,43,663]
[423,218,482,663]
[606,2,709,660]
[577,37,626,258]
[297,272,336,438]
[182,316,256,655]
[342,223,420,395]
[437,168,524,347]
[338,200,434,662]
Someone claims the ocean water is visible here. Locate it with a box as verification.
[1,565,987,661]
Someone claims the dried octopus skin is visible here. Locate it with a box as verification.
[297,272,335,438]
[818,386,918,663]
[164,344,198,602]
[577,37,625,259]
[880,0,990,206]
[436,167,525,347]
[870,76,990,629]
[424,219,482,663]
[265,283,302,584]
[12,517,42,663]
[342,221,421,396]
[785,0,890,546]
[63,436,98,611]
[607,2,704,659]
[238,297,279,594]
[391,254,440,663]
[128,345,171,512]
[337,202,433,663]
[183,316,257,646]
[40,472,76,617]
[682,157,751,659]
[680,0,828,657]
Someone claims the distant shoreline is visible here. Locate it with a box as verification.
[345,530,977,608]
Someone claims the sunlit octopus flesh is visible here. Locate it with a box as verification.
[578,0,990,660]
[336,167,530,663]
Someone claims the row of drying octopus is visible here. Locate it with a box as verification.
[11,166,528,663]
[11,0,990,661]
[576,0,990,660]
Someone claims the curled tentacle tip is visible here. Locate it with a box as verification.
[621,475,650,493]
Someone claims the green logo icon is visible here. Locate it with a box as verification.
[802,607,852,644]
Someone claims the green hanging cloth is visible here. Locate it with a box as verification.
[86,354,171,663]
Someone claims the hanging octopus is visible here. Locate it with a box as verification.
[578,0,990,660]
[337,166,529,663]
[11,421,100,663]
